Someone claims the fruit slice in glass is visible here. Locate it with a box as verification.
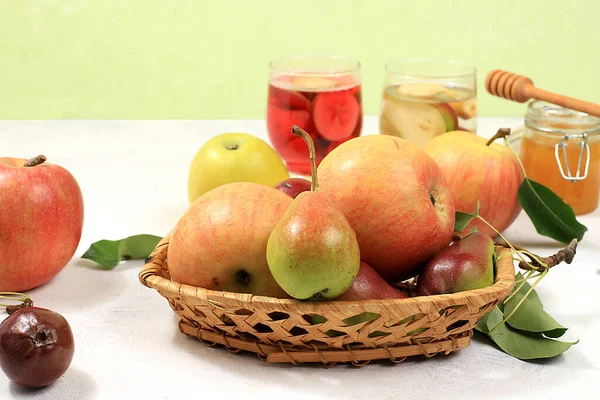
[379,59,477,148]
[267,55,362,175]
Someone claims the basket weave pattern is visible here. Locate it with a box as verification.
[139,234,515,366]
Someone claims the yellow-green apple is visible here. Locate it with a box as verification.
[168,182,292,297]
[0,156,84,291]
[188,133,289,204]
[318,135,455,283]
[338,262,408,300]
[417,233,495,296]
[424,130,524,237]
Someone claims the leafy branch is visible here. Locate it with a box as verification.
[455,210,578,359]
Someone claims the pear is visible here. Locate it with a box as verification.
[266,126,360,300]
[417,233,495,296]
[338,262,407,301]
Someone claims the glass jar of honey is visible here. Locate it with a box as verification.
[519,101,600,215]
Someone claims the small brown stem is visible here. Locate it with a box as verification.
[520,239,578,271]
[485,128,511,146]
[0,292,33,314]
[23,155,47,167]
[6,298,33,315]
[291,125,319,191]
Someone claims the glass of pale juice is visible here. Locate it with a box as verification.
[379,59,477,148]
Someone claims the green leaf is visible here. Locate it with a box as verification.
[513,272,542,307]
[454,212,474,232]
[504,289,567,338]
[485,308,577,360]
[476,300,576,360]
[308,314,327,324]
[454,202,480,232]
[475,305,499,334]
[518,178,587,244]
[81,234,162,270]
[343,312,379,326]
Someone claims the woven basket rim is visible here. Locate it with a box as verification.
[139,233,515,315]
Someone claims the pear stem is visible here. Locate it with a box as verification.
[291,125,319,191]
[0,292,33,314]
[485,128,511,146]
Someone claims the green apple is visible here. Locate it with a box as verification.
[188,133,289,203]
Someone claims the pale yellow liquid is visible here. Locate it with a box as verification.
[379,83,477,148]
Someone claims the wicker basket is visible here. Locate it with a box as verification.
[139,234,515,367]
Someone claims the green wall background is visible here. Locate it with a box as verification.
[0,0,597,120]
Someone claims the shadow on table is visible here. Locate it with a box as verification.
[10,367,96,400]
[170,326,469,398]
[25,258,132,314]
[170,321,598,399]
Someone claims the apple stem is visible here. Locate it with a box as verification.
[291,125,319,191]
[23,155,47,167]
[0,292,33,314]
[485,128,511,146]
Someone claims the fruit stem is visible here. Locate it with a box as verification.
[503,136,530,179]
[485,128,511,146]
[518,239,578,272]
[494,240,547,269]
[0,292,33,314]
[475,215,533,266]
[503,268,535,304]
[291,125,319,191]
[23,155,47,167]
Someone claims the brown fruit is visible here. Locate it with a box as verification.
[0,306,75,388]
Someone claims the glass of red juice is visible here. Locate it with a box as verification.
[267,55,362,175]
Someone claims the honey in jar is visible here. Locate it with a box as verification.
[519,101,600,215]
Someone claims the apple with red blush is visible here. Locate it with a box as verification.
[0,156,84,291]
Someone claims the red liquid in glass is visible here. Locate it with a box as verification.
[267,75,362,175]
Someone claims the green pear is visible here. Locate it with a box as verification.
[417,232,495,296]
[266,126,360,300]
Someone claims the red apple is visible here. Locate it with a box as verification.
[424,131,524,237]
[318,135,455,283]
[168,182,292,298]
[0,156,84,291]
[274,177,312,199]
[338,261,408,300]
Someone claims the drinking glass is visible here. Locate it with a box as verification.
[380,59,477,148]
[267,55,362,175]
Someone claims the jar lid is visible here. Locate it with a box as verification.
[525,100,600,134]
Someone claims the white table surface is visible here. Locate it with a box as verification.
[1,116,599,400]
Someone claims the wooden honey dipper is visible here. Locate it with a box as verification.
[485,69,600,118]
